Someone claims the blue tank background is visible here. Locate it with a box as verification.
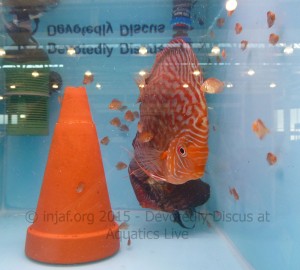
[0,0,300,269]
[205,1,300,269]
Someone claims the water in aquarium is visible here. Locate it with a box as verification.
[0,0,300,269]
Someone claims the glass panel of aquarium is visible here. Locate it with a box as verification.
[0,0,299,269]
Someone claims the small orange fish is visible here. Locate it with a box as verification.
[252,119,270,139]
[109,99,123,110]
[127,236,131,246]
[119,222,129,230]
[200,78,224,94]
[100,136,110,145]
[267,11,276,28]
[227,10,234,17]
[221,49,226,59]
[217,18,225,28]
[138,131,154,143]
[116,162,127,170]
[235,23,242,34]
[124,110,135,122]
[229,187,239,200]
[241,40,248,51]
[269,33,279,45]
[83,72,94,85]
[110,117,121,127]
[133,111,140,118]
[119,124,129,132]
[267,152,277,165]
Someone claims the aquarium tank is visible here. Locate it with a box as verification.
[0,0,299,269]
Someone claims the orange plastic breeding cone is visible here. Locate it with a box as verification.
[25,86,120,264]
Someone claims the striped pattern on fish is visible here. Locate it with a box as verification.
[132,38,209,185]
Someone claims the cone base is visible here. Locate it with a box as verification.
[25,223,120,264]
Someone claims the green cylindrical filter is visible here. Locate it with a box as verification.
[3,48,50,135]
[6,95,49,135]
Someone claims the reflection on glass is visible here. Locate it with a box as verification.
[226,0,238,11]
[290,108,300,132]
[139,46,148,55]
[274,109,284,132]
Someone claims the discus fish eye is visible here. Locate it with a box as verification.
[177,145,187,157]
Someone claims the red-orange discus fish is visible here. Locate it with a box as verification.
[235,23,243,34]
[229,187,239,200]
[267,11,276,28]
[269,33,279,45]
[132,39,209,185]
[266,152,277,165]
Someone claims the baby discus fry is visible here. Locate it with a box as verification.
[127,236,131,246]
[109,99,123,110]
[267,11,276,28]
[229,187,239,200]
[217,18,225,28]
[241,40,248,51]
[110,117,121,127]
[221,49,226,59]
[235,23,242,34]
[119,124,129,132]
[83,72,94,85]
[252,119,270,139]
[269,33,279,45]
[100,136,110,145]
[200,78,224,94]
[116,162,127,170]
[124,110,135,122]
[267,152,277,165]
